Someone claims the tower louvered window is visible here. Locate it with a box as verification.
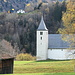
[40,32,43,35]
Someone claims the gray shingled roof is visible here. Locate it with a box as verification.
[48,34,70,49]
[0,39,15,59]
[37,16,48,30]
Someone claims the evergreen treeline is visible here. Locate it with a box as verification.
[0,1,66,55]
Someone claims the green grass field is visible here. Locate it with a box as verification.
[4,72,75,75]
[5,60,75,75]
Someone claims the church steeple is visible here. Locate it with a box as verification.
[37,16,48,30]
[36,16,48,60]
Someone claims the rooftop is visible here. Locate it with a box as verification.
[0,39,15,60]
[37,16,48,31]
[48,34,70,49]
[1,54,14,60]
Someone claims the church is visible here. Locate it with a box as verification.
[36,16,75,60]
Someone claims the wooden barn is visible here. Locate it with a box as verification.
[0,54,14,74]
[0,39,16,74]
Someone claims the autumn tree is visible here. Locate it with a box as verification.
[58,0,75,45]
[58,0,75,72]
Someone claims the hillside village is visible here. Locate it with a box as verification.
[0,0,75,74]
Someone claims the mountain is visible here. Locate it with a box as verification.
[0,0,66,12]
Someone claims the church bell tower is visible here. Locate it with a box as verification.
[36,16,48,60]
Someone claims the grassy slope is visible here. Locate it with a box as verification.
[3,60,75,75]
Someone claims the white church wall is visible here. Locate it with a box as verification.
[48,49,75,60]
[36,31,48,60]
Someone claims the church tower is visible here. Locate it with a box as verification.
[36,16,48,60]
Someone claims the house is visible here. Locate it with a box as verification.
[0,54,14,74]
[36,16,75,60]
[0,39,15,74]
[17,9,25,13]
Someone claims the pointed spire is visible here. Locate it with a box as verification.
[37,16,48,31]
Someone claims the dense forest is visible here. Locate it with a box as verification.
[0,0,65,12]
[0,0,67,55]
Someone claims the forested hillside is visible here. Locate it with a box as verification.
[0,0,65,12]
[0,1,66,55]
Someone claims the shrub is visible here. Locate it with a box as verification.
[16,53,36,61]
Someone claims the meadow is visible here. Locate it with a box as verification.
[5,60,75,75]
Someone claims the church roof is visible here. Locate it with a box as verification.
[48,34,70,49]
[37,16,48,31]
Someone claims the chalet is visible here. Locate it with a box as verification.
[0,54,14,74]
[17,9,25,13]
[0,39,15,74]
